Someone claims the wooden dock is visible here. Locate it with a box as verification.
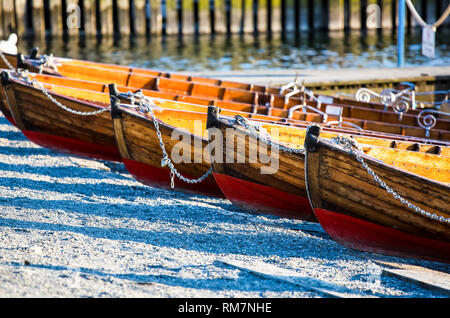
[0,0,449,39]
[186,65,450,101]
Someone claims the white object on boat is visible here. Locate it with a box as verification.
[0,33,18,55]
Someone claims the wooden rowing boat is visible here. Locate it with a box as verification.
[2,70,449,143]
[304,125,450,263]
[109,85,223,197]
[0,71,120,162]
[206,106,450,222]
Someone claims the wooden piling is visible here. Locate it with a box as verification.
[293,0,301,31]
[307,0,326,30]
[165,0,179,35]
[283,0,296,32]
[1,0,446,40]
[48,0,63,37]
[256,0,269,33]
[65,0,80,37]
[0,1,3,38]
[364,0,379,30]
[242,0,254,33]
[328,0,345,31]
[2,0,15,35]
[133,0,148,35]
[82,0,97,36]
[198,0,211,34]
[381,0,394,29]
[116,0,130,36]
[299,0,308,30]
[270,0,282,32]
[228,0,242,33]
[32,0,46,39]
[181,0,195,34]
[348,0,361,29]
[14,0,27,38]
[150,0,163,35]
[99,0,114,36]
[213,0,227,33]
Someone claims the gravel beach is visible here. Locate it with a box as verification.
[0,113,448,299]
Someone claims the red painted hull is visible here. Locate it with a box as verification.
[315,208,450,263]
[213,173,317,221]
[123,158,224,198]
[5,115,16,126]
[22,129,121,162]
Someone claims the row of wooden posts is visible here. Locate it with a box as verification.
[0,0,449,39]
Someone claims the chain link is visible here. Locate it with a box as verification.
[131,94,212,189]
[18,70,110,116]
[0,51,14,70]
[234,115,305,154]
[331,135,450,225]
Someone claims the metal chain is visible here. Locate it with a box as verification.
[331,135,450,225]
[18,70,110,116]
[234,115,305,154]
[133,95,212,189]
[0,51,14,70]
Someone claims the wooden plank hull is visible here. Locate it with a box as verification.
[206,107,450,223]
[1,74,121,162]
[0,51,16,70]
[304,125,450,262]
[207,108,317,221]
[6,51,281,94]
[111,104,223,197]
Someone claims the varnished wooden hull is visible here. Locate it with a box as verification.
[0,51,16,70]
[206,107,450,223]
[110,103,223,197]
[0,73,13,123]
[304,125,450,262]
[1,73,120,162]
[207,108,317,221]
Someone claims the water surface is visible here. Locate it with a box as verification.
[16,28,450,72]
